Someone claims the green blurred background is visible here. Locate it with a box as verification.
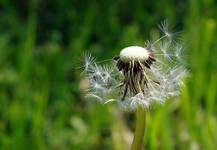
[0,0,217,149]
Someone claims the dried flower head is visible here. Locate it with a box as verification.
[82,21,187,111]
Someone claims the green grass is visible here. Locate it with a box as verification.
[0,0,216,149]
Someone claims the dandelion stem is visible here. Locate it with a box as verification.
[131,106,146,150]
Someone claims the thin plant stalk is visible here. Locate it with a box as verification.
[131,106,146,150]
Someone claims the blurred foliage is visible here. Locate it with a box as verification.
[0,0,217,149]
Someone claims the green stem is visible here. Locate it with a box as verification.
[131,107,146,150]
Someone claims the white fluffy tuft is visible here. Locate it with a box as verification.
[82,22,187,111]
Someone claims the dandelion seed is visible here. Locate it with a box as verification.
[82,22,187,110]
[174,44,184,61]
[158,20,180,43]
[144,40,153,50]
[80,52,95,73]
[158,20,172,37]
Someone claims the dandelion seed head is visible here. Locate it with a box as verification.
[82,21,188,110]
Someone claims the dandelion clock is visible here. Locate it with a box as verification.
[82,21,188,150]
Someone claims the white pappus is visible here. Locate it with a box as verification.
[82,22,188,111]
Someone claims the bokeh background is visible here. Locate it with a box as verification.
[0,0,217,149]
